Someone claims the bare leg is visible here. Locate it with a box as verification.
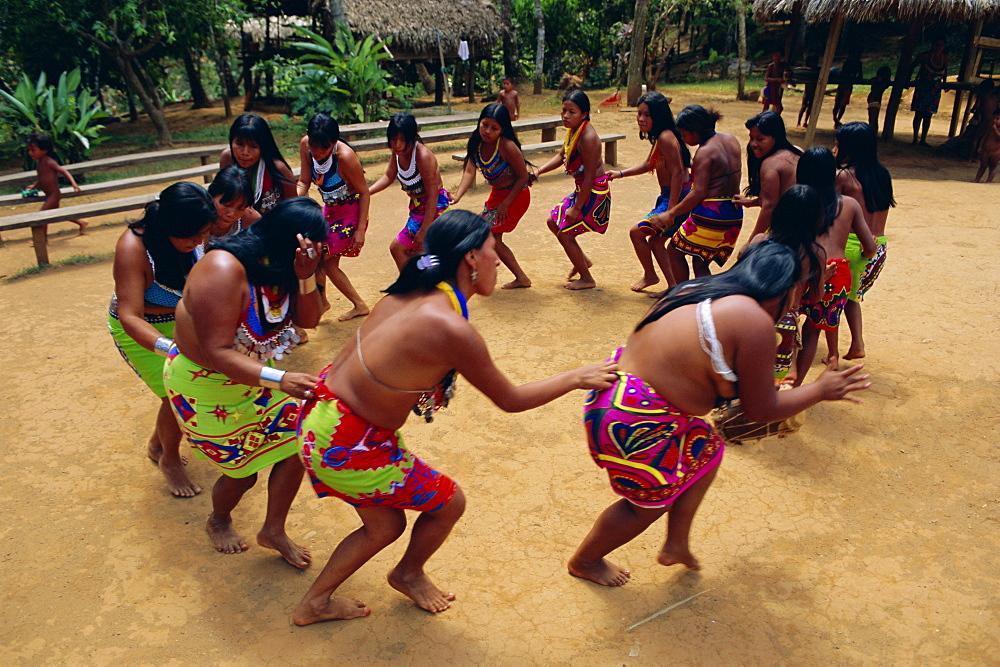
[291,506,408,626]
[843,299,866,359]
[919,116,931,145]
[323,255,370,321]
[155,397,201,497]
[207,473,257,554]
[659,467,718,569]
[974,161,987,182]
[629,225,660,291]
[73,218,89,234]
[823,328,840,369]
[794,321,821,387]
[387,486,466,613]
[389,239,411,271]
[256,455,312,569]
[548,220,596,289]
[649,236,677,288]
[666,243,690,285]
[912,114,921,144]
[568,499,663,586]
[494,233,531,288]
[691,257,711,279]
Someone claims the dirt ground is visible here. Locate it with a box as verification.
[1,91,998,664]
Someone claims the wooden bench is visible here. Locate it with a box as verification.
[339,112,481,141]
[350,116,563,152]
[450,133,627,185]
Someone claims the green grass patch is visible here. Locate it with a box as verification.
[5,251,114,282]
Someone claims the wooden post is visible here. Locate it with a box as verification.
[605,140,618,166]
[783,0,803,65]
[31,225,49,266]
[882,20,920,141]
[949,20,983,138]
[436,29,452,113]
[200,155,212,183]
[804,10,844,148]
[542,126,556,142]
[467,57,476,104]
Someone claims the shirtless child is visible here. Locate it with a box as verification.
[25,132,88,238]
[973,109,1000,183]
[497,78,520,121]
[794,147,875,383]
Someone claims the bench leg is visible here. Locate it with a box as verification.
[542,127,556,142]
[605,140,618,167]
[31,226,50,265]
[200,156,212,183]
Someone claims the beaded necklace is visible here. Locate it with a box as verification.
[562,119,589,165]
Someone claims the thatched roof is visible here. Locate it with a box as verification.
[342,0,501,57]
[753,0,1000,23]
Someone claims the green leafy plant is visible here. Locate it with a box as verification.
[0,68,109,166]
[291,26,404,123]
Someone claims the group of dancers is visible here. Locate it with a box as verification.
[107,90,891,622]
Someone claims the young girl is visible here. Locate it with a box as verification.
[570,242,870,585]
[292,211,615,623]
[607,92,691,292]
[734,111,803,242]
[195,166,252,260]
[794,147,876,382]
[369,113,450,270]
[535,90,612,290]
[219,114,297,222]
[450,103,532,289]
[834,122,895,361]
[297,113,371,321]
[108,182,217,497]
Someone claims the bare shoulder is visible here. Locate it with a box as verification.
[220,147,234,167]
[713,294,774,330]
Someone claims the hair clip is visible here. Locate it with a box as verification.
[416,254,440,271]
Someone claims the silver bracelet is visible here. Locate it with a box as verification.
[153,336,173,357]
[259,366,286,390]
[298,275,317,294]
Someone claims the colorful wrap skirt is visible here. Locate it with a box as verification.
[774,309,801,380]
[107,298,174,398]
[671,198,744,267]
[297,367,457,511]
[483,185,531,234]
[551,174,612,236]
[323,196,362,258]
[846,233,887,302]
[583,348,725,509]
[637,181,693,238]
[800,258,851,331]
[397,189,451,250]
[163,349,301,478]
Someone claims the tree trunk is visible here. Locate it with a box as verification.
[533,0,545,94]
[626,0,649,106]
[415,62,436,95]
[183,48,213,109]
[736,0,747,100]
[328,0,346,25]
[112,49,172,144]
[499,0,518,79]
[882,20,920,141]
[125,83,139,122]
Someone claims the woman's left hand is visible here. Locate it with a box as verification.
[294,233,323,279]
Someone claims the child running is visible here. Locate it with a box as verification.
[292,211,615,622]
[834,122,895,360]
[296,113,371,321]
[497,77,520,121]
[973,109,1000,183]
[607,91,691,292]
[570,242,870,585]
[369,113,450,270]
[794,147,876,382]
[450,103,532,289]
[734,111,803,242]
[535,90,612,290]
[219,114,297,222]
[24,132,88,237]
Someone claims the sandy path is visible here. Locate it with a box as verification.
[0,94,998,663]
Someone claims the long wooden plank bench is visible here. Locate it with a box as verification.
[350,116,563,152]
[450,133,627,185]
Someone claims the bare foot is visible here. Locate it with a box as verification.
[823,354,839,370]
[160,460,201,498]
[387,568,456,613]
[146,440,188,466]
[657,546,701,570]
[207,515,249,555]
[257,531,312,569]
[337,305,370,322]
[567,557,631,586]
[648,289,667,299]
[501,278,532,289]
[77,221,89,235]
[844,346,866,360]
[292,596,370,626]
[295,325,309,344]
[564,278,596,290]
[567,260,594,280]
[630,275,660,292]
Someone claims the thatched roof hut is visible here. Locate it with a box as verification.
[753,0,1000,23]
